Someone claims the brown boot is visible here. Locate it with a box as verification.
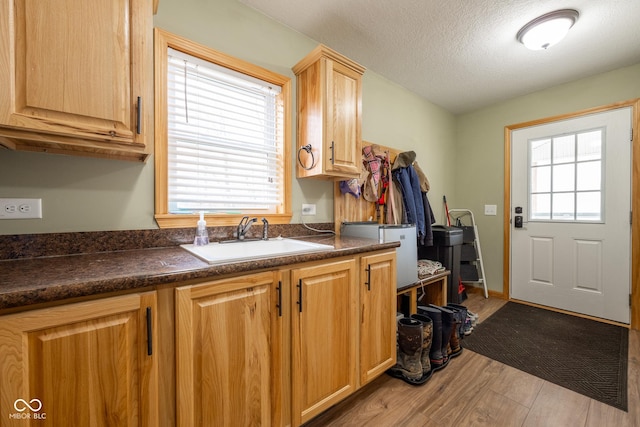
[410,313,433,381]
[446,310,463,358]
[388,318,423,384]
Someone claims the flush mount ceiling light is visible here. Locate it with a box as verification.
[517,9,579,50]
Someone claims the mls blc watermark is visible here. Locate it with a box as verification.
[8,398,46,420]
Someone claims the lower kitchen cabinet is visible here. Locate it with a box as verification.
[0,250,396,427]
[174,271,284,427]
[0,291,158,427]
[290,259,358,426]
[173,253,396,427]
[359,251,397,385]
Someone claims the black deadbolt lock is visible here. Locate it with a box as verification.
[515,216,523,228]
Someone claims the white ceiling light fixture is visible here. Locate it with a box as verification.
[517,9,579,51]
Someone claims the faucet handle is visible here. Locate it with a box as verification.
[261,217,269,240]
[237,216,258,240]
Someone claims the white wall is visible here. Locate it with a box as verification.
[455,63,640,293]
[0,0,456,234]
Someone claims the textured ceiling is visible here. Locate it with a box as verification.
[238,0,640,114]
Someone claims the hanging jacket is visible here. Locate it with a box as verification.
[390,174,406,224]
[421,192,435,246]
[414,160,435,246]
[392,151,426,244]
[392,152,435,245]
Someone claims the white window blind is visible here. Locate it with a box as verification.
[167,48,284,214]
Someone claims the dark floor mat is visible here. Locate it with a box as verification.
[462,302,628,411]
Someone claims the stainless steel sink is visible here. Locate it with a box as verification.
[181,237,334,265]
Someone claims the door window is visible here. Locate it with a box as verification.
[529,129,604,222]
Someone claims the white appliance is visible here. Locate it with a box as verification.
[341,222,418,288]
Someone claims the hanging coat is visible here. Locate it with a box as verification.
[392,152,435,245]
[414,160,435,246]
[392,162,426,243]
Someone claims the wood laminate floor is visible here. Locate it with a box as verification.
[304,292,640,426]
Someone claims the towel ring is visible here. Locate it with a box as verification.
[297,144,316,170]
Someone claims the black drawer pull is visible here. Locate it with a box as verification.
[146,306,153,356]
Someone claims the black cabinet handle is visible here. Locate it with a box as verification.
[136,96,142,135]
[276,281,282,317]
[297,279,303,313]
[146,306,152,356]
[365,265,371,291]
[330,141,335,164]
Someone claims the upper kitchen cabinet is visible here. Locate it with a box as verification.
[0,0,153,161]
[293,45,365,179]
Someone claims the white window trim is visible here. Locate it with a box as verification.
[527,128,605,223]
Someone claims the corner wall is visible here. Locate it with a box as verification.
[455,62,640,294]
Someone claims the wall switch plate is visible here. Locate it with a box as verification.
[484,204,497,216]
[0,198,42,219]
[301,203,316,216]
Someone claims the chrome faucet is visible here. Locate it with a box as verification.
[261,217,269,240]
[237,216,257,240]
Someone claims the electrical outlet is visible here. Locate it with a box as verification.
[301,203,316,216]
[0,198,42,219]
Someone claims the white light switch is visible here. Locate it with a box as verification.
[484,204,497,216]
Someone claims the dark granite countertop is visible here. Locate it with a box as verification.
[0,234,398,311]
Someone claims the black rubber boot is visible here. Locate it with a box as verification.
[387,318,423,384]
[417,306,445,371]
[431,305,454,368]
[410,313,433,383]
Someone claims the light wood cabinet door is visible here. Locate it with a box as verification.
[290,259,357,426]
[293,45,364,180]
[324,59,362,177]
[175,271,283,427]
[0,292,158,427]
[0,0,152,161]
[359,251,397,385]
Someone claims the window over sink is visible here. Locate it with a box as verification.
[154,29,292,228]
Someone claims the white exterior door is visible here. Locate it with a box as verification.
[511,107,632,323]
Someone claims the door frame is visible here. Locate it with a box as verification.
[503,98,640,329]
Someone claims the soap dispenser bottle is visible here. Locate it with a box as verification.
[193,211,209,246]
